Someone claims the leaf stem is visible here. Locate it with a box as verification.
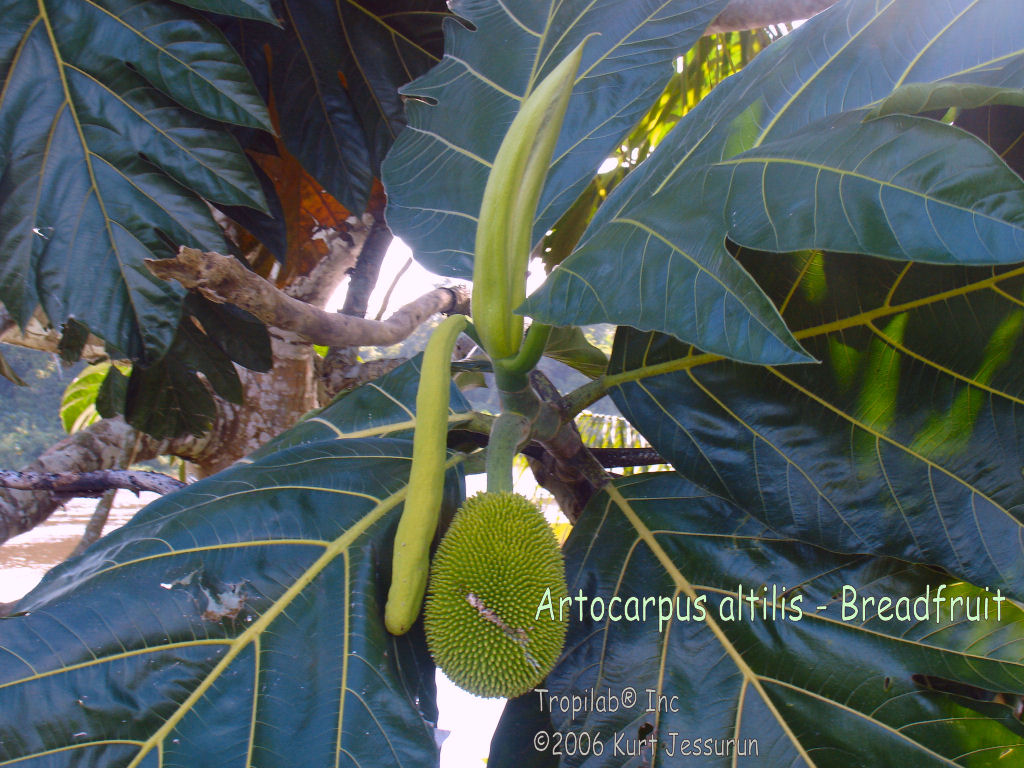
[500,322,552,376]
[563,376,611,416]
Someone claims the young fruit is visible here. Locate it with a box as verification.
[424,491,568,698]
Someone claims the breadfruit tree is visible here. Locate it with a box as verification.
[2,0,1024,766]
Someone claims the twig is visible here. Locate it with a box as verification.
[374,257,414,322]
[0,469,185,497]
[341,218,392,318]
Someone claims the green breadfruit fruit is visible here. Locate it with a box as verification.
[424,491,568,698]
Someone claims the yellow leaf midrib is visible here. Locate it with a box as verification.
[119,453,465,768]
[605,483,818,767]
[606,263,1024,387]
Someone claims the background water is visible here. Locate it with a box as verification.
[0,492,158,603]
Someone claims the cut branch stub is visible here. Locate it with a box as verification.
[146,247,469,348]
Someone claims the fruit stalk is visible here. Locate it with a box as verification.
[485,411,530,494]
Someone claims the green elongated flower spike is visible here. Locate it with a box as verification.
[472,39,590,361]
[385,313,468,635]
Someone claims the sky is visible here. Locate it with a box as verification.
[326,237,549,321]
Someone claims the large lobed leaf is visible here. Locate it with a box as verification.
[519,0,1024,365]
[607,253,1024,603]
[0,357,471,767]
[382,0,730,277]
[495,474,1024,766]
[220,0,448,217]
[0,0,272,359]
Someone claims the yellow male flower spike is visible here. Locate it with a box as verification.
[472,39,590,360]
[385,313,468,635]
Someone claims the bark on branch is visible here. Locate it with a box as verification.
[147,247,470,348]
[0,469,184,497]
[0,416,202,546]
[0,306,107,359]
[708,0,837,34]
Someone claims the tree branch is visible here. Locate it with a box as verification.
[0,469,184,497]
[707,0,837,34]
[147,247,470,348]
[0,416,202,546]
[285,214,378,308]
[341,217,393,318]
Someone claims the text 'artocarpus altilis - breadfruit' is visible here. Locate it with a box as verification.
[425,491,568,699]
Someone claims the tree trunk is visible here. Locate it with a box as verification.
[192,328,319,475]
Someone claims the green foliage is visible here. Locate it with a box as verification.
[0,0,269,359]
[535,475,1024,764]
[0,0,448,438]
[2,0,1024,765]
[217,0,448,213]
[382,0,731,278]
[522,1,1024,365]
[0,358,469,766]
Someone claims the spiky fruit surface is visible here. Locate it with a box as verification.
[424,491,568,699]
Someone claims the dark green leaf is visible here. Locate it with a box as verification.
[525,0,1024,365]
[175,320,244,404]
[712,112,1024,262]
[125,355,218,439]
[120,314,252,439]
[382,0,730,277]
[526,196,813,365]
[185,294,273,373]
[211,157,288,262]
[248,353,473,460]
[528,473,1024,765]
[221,0,447,213]
[607,252,1024,600]
[57,319,91,366]
[866,55,1024,118]
[0,437,464,766]
[0,0,270,359]
[96,364,129,419]
[956,105,1024,178]
[171,0,278,24]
